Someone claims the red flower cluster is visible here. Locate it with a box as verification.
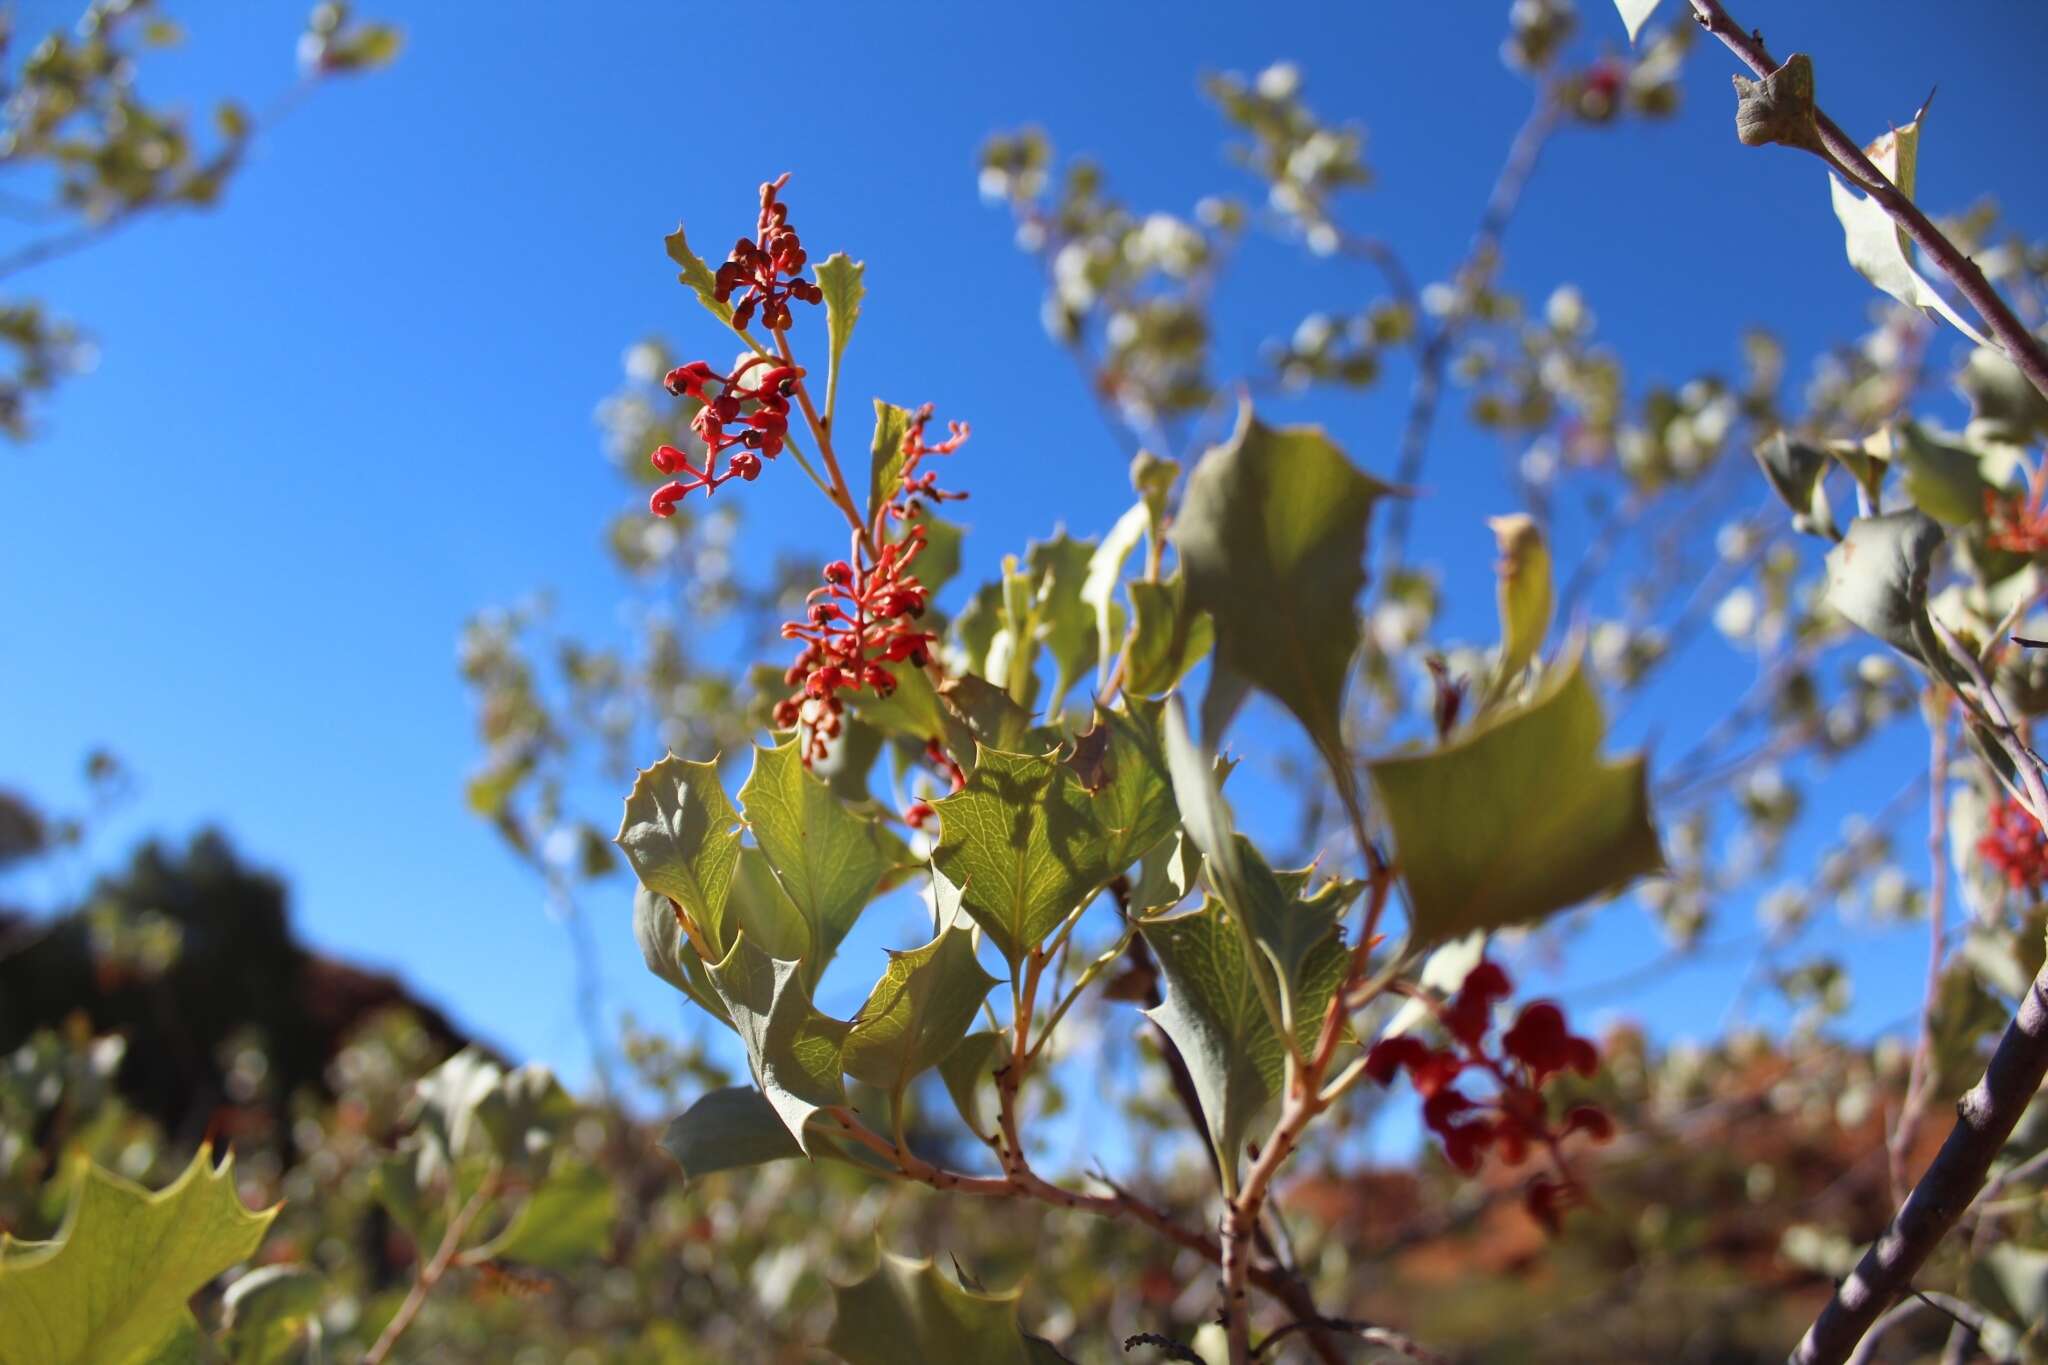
[904,739,967,829]
[1364,961,1610,1232]
[648,356,800,515]
[1978,794,2048,891]
[774,527,938,763]
[714,174,823,332]
[886,403,971,525]
[1986,461,2048,555]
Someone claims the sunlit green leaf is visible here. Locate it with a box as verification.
[0,1148,275,1365]
[465,1159,614,1269]
[665,224,735,329]
[741,741,900,986]
[816,253,865,424]
[931,747,1116,964]
[1887,421,1991,528]
[1026,531,1104,711]
[843,927,999,1095]
[1080,503,1148,692]
[867,400,916,529]
[1367,656,1661,944]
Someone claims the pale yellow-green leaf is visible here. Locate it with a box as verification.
[1828,105,1992,348]
[1367,656,1662,944]
[0,1148,276,1365]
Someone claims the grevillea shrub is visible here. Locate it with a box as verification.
[612,170,1654,1363]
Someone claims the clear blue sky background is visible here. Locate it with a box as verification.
[5,2,2047,1103]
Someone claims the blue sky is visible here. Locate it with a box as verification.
[4,2,2047,1106]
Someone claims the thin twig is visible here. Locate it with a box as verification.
[1381,91,1562,569]
[1683,0,2048,405]
[1889,699,1951,1201]
[362,1168,501,1365]
[1255,1316,1452,1364]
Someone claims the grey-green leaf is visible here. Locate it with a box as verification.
[1175,404,1393,759]
[707,936,852,1152]
[1143,900,1345,1182]
[617,754,743,955]
[1823,511,1945,660]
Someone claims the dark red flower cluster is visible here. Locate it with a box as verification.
[1364,961,1611,1232]
[1978,794,2048,891]
[1986,462,2048,556]
[648,356,800,515]
[714,173,823,332]
[774,527,938,763]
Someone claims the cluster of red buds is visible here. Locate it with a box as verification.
[714,174,823,332]
[774,528,938,763]
[904,739,968,828]
[1365,960,1611,1232]
[884,403,971,524]
[1986,460,2048,556]
[648,356,800,515]
[1978,794,2048,891]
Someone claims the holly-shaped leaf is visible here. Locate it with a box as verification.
[464,1158,615,1270]
[843,927,1000,1096]
[665,224,735,328]
[932,746,1116,965]
[707,936,852,1151]
[0,1147,276,1365]
[1367,656,1662,944]
[867,400,917,528]
[741,741,901,987]
[1124,574,1213,698]
[1142,900,1347,1183]
[617,754,743,955]
[825,1252,1071,1365]
[815,253,865,423]
[1175,404,1394,761]
[1072,698,1181,874]
[1828,101,1992,348]
[661,1087,898,1185]
[1026,531,1105,711]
